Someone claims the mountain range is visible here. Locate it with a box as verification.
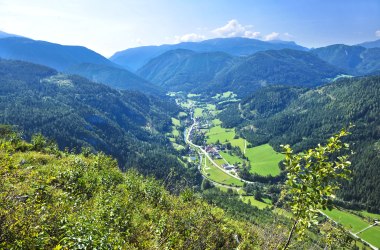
[1,33,380,97]
[138,48,345,95]
[0,58,199,190]
[311,44,380,75]
[0,36,161,94]
[110,37,308,71]
[357,39,380,49]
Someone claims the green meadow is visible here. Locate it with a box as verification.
[202,157,243,187]
[194,107,203,118]
[358,226,380,248]
[322,208,370,233]
[241,196,271,209]
[206,125,235,144]
[246,144,283,176]
[171,117,180,126]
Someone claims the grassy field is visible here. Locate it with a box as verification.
[202,157,244,187]
[187,93,201,98]
[220,151,242,165]
[171,117,180,126]
[206,104,216,111]
[178,112,188,118]
[212,119,222,126]
[206,125,235,144]
[230,138,246,152]
[172,142,185,151]
[358,226,380,248]
[171,127,179,137]
[180,100,194,109]
[360,210,380,221]
[322,208,370,233]
[194,107,203,118]
[245,144,283,176]
[241,196,270,209]
[212,91,237,99]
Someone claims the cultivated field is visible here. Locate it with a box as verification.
[202,157,244,187]
[246,144,283,176]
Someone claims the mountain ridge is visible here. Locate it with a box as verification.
[110,37,308,71]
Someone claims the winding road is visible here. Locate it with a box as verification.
[185,113,255,185]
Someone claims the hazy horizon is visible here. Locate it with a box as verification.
[1,0,379,57]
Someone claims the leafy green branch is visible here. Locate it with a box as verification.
[281,127,353,249]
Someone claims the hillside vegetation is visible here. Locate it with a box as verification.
[0,59,198,190]
[66,63,163,95]
[311,44,380,75]
[0,128,259,249]
[219,76,380,210]
[138,49,235,91]
[138,48,343,96]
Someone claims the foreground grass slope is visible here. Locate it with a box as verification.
[0,130,257,249]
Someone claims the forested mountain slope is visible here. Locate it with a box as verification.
[66,63,164,95]
[0,131,258,249]
[219,76,380,210]
[110,37,307,71]
[0,59,198,189]
[138,49,343,96]
[137,49,235,91]
[311,44,380,75]
[205,49,343,95]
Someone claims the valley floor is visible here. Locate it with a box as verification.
[167,91,380,249]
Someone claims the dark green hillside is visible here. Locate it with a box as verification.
[137,49,235,91]
[219,76,380,210]
[311,44,365,72]
[0,132,259,249]
[138,48,342,96]
[0,59,197,189]
[206,49,343,96]
[355,48,380,75]
[311,44,380,75]
[66,63,163,95]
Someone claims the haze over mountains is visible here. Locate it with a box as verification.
[110,37,308,71]
[0,36,161,94]
[1,32,380,97]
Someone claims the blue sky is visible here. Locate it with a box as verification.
[0,0,379,56]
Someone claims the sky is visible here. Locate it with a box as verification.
[0,0,379,57]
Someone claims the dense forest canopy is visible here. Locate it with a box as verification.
[0,59,199,191]
[219,76,380,210]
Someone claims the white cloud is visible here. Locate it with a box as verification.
[244,31,261,39]
[283,32,294,40]
[376,30,380,37]
[212,19,260,39]
[264,32,280,41]
[174,33,205,43]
